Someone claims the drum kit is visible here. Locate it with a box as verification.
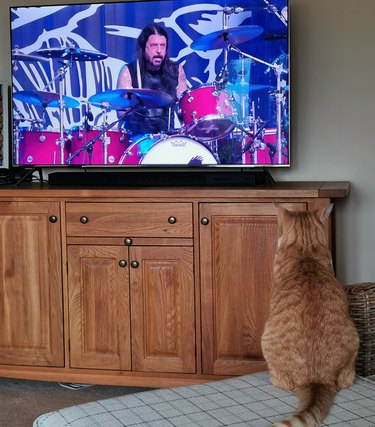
[12,6,288,167]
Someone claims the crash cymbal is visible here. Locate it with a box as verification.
[13,90,80,108]
[12,49,49,62]
[191,26,263,51]
[88,89,174,109]
[36,47,108,61]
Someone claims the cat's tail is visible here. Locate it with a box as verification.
[271,383,336,427]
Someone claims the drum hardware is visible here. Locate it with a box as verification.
[11,46,49,71]
[227,44,288,164]
[82,89,174,165]
[262,0,287,27]
[66,101,142,165]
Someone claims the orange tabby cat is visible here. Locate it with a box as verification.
[261,203,359,427]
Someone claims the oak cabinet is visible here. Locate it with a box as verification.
[66,202,195,374]
[130,246,195,373]
[199,202,306,375]
[68,245,131,370]
[0,183,348,386]
[0,201,63,367]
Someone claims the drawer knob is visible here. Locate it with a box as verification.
[131,261,139,269]
[201,217,209,225]
[124,238,133,246]
[80,216,89,224]
[49,215,58,223]
[168,216,177,224]
[119,260,127,268]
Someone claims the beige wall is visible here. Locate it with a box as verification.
[1,0,375,284]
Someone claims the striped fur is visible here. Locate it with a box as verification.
[261,204,359,427]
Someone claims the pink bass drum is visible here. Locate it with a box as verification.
[179,84,235,142]
[139,135,218,165]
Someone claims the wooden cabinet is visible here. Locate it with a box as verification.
[66,202,195,375]
[200,202,306,375]
[0,182,349,387]
[68,245,131,370]
[0,201,63,367]
[130,246,195,373]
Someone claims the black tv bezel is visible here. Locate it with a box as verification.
[9,0,290,178]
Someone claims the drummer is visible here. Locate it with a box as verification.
[116,23,188,138]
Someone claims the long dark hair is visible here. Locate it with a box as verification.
[136,23,178,96]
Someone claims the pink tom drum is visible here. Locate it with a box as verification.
[19,130,68,165]
[69,129,129,165]
[179,84,235,142]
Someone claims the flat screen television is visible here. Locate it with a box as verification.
[9,0,289,183]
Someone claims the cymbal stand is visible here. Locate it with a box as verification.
[13,117,22,165]
[214,5,238,84]
[100,104,110,165]
[43,61,72,164]
[263,0,287,26]
[228,44,288,164]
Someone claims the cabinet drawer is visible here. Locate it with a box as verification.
[66,202,193,237]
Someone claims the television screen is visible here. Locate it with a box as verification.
[10,0,289,169]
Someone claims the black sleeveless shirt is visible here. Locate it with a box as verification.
[123,61,179,136]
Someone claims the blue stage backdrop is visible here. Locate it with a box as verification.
[10,0,288,145]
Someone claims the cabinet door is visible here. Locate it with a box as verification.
[0,202,63,366]
[130,246,196,373]
[68,245,131,370]
[200,202,306,375]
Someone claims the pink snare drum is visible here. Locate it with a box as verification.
[69,129,129,165]
[179,84,235,142]
[19,130,68,165]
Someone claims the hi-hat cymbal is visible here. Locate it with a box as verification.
[36,47,108,61]
[12,49,49,62]
[88,89,174,109]
[13,90,80,108]
[191,26,263,51]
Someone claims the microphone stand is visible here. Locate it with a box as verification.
[65,106,135,165]
[228,44,288,164]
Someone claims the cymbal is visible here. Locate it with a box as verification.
[191,26,263,51]
[36,47,108,61]
[88,89,174,109]
[226,83,274,93]
[12,49,49,62]
[13,90,80,108]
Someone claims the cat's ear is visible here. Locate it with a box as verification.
[317,203,334,223]
[274,202,289,216]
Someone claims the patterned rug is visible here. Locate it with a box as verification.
[33,371,375,427]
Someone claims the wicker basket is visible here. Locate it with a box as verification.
[345,282,375,377]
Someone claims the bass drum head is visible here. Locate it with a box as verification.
[140,135,218,165]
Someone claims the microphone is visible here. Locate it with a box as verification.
[214,65,226,84]
[87,103,93,122]
[223,6,244,14]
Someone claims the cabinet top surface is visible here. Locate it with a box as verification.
[0,181,350,200]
